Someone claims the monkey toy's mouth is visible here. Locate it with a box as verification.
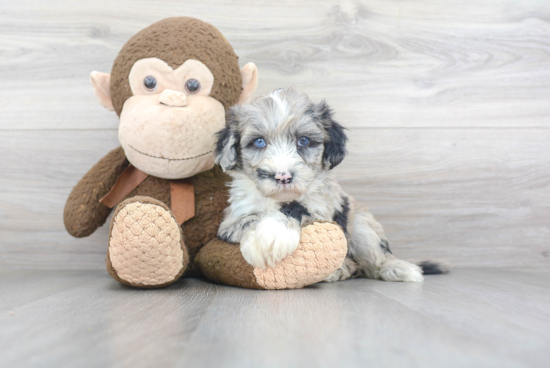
[122,142,217,180]
[128,144,212,161]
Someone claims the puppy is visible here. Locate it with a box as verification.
[214,88,448,282]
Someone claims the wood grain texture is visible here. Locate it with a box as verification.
[1,0,549,130]
[0,0,549,269]
[1,269,550,367]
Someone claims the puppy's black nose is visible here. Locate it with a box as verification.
[275,172,292,184]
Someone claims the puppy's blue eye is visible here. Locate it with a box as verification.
[254,138,266,148]
[298,137,310,146]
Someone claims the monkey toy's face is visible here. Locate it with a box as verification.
[89,17,258,179]
[119,58,225,179]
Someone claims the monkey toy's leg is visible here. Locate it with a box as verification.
[106,196,189,288]
[195,222,348,290]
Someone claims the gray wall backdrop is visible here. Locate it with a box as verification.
[1,0,549,270]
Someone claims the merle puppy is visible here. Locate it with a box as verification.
[214,88,447,282]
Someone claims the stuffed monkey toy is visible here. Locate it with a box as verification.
[64,17,347,289]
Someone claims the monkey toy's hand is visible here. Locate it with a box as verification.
[240,213,301,268]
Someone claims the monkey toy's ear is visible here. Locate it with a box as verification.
[238,62,259,105]
[214,109,241,172]
[90,71,115,111]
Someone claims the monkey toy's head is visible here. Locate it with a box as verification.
[90,17,258,179]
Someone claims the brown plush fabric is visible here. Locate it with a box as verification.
[64,147,129,238]
[64,147,230,274]
[180,166,230,276]
[126,175,171,205]
[195,238,262,289]
[110,17,242,116]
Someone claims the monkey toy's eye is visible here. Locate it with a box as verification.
[254,138,266,149]
[298,137,310,147]
[143,75,157,91]
[185,79,201,94]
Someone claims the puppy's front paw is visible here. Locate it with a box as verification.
[240,217,300,268]
[240,230,265,268]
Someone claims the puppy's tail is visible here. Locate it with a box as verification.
[416,260,452,275]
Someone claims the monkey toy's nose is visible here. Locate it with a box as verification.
[274,172,293,184]
[159,89,187,107]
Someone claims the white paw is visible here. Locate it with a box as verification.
[240,217,300,268]
[379,259,424,282]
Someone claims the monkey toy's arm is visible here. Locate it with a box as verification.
[196,221,348,290]
[64,147,129,238]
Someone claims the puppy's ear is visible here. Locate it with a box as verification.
[314,100,348,169]
[215,109,241,172]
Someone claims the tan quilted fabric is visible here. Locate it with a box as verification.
[253,222,348,289]
[108,197,188,286]
[196,222,347,290]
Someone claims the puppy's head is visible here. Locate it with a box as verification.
[215,88,347,201]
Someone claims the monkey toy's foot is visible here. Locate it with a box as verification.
[196,221,347,290]
[106,196,189,288]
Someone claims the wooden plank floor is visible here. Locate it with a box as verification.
[1,0,549,270]
[1,268,549,368]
